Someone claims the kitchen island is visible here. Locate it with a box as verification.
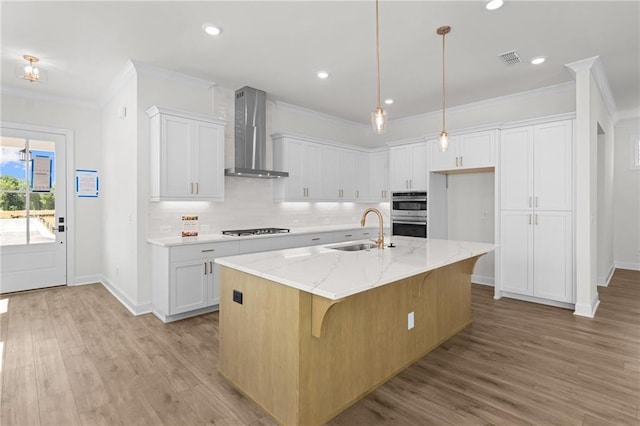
[215,236,494,425]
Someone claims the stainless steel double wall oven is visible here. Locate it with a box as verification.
[391,191,427,238]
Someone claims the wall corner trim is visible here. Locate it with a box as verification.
[574,298,600,318]
[99,275,153,316]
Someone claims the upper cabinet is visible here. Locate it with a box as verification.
[368,150,389,201]
[501,120,573,211]
[429,130,496,173]
[273,134,388,202]
[389,142,428,191]
[147,106,226,201]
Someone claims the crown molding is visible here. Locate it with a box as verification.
[274,101,367,129]
[565,55,619,123]
[392,81,576,125]
[131,60,216,89]
[270,131,370,152]
[1,85,100,109]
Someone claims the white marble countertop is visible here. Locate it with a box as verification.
[215,236,495,300]
[147,224,385,247]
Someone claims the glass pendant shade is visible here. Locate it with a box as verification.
[438,130,449,152]
[371,106,387,134]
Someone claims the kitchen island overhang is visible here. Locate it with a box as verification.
[215,237,495,425]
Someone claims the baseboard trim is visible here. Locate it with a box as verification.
[615,261,640,272]
[99,276,152,316]
[471,275,494,286]
[152,305,219,323]
[500,291,575,310]
[574,297,600,318]
[597,264,616,287]
[73,275,103,286]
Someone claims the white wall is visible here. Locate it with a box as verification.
[613,118,640,270]
[101,72,140,310]
[0,93,103,283]
[446,172,495,284]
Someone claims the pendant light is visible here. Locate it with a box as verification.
[16,55,47,84]
[371,0,387,134]
[437,26,451,152]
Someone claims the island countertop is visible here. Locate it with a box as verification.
[215,236,495,300]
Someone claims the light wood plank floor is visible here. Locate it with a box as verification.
[1,269,638,425]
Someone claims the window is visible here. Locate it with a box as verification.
[632,135,640,170]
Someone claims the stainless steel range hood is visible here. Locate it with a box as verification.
[224,86,289,179]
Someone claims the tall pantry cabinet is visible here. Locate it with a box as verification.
[498,119,574,305]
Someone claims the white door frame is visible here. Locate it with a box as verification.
[1,121,75,287]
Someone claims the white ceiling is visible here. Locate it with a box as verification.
[2,1,639,124]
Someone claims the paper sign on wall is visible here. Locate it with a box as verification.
[76,169,99,198]
[181,215,199,240]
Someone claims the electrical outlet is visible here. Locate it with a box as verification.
[233,290,243,305]
[408,312,414,330]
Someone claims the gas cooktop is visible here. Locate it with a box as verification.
[222,227,291,237]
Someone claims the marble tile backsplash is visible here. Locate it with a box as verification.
[147,177,390,239]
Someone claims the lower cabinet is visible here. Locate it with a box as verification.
[150,227,381,322]
[150,241,240,323]
[500,210,573,303]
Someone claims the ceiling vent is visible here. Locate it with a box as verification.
[498,50,522,65]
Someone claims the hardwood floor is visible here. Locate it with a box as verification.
[1,269,638,425]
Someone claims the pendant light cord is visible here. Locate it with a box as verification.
[441,29,446,132]
[375,0,382,109]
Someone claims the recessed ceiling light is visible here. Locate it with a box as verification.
[203,24,222,36]
[317,71,329,79]
[485,0,504,10]
[531,57,546,65]
[384,99,394,105]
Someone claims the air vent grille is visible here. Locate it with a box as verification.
[499,50,522,65]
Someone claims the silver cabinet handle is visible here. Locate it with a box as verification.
[529,197,532,208]
[190,182,194,194]
[311,237,320,241]
[356,190,359,199]
[535,214,538,225]
[195,182,199,194]
[201,248,215,253]
[529,214,532,225]
[345,234,352,237]
[535,196,538,208]
[460,157,463,167]
[410,179,412,188]
[363,232,370,236]
[204,262,208,275]
[456,157,459,167]
[210,261,213,274]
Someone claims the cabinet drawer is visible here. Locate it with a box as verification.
[170,241,240,262]
[238,236,296,254]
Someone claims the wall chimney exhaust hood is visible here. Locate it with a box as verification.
[225,86,289,179]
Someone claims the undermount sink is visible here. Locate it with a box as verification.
[329,243,379,252]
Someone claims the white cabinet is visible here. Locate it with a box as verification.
[150,241,240,322]
[320,146,358,201]
[368,150,389,201]
[500,211,573,303]
[147,106,225,201]
[273,137,322,201]
[355,151,370,201]
[501,120,573,211]
[498,119,574,305]
[389,142,427,191]
[429,130,496,172]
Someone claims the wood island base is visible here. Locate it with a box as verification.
[218,256,481,425]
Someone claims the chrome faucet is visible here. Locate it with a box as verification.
[360,208,384,249]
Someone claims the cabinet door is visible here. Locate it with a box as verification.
[355,151,370,201]
[409,143,428,190]
[533,211,573,302]
[534,120,572,211]
[459,131,495,169]
[321,146,340,200]
[170,260,208,314]
[161,115,193,197]
[369,150,389,200]
[429,137,458,172]
[303,143,322,199]
[389,146,410,190]
[339,150,357,200]
[500,211,534,296]
[193,121,224,199]
[280,139,305,200]
[501,127,534,210]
